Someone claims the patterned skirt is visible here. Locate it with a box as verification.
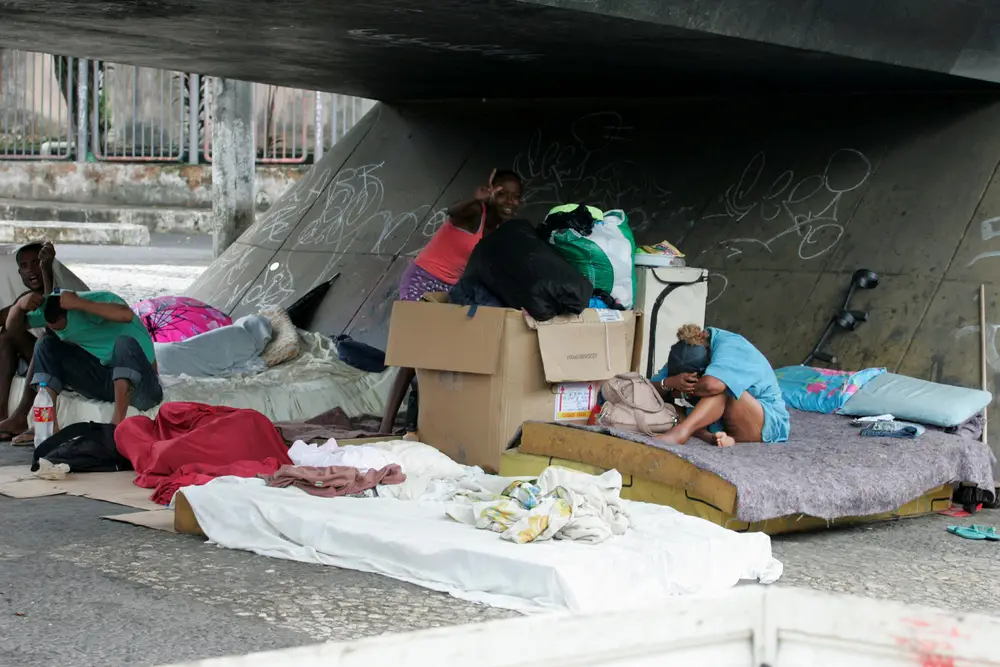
[398,262,452,302]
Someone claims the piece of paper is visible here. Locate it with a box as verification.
[554,382,598,421]
[596,309,624,323]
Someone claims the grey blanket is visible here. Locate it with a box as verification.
[517,410,996,523]
[155,314,272,377]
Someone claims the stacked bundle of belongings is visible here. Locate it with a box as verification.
[536,204,637,310]
[448,218,594,320]
[385,198,645,475]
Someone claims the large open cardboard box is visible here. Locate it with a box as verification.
[386,294,641,472]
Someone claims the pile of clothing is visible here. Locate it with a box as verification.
[108,402,412,504]
[538,204,637,310]
[446,467,629,545]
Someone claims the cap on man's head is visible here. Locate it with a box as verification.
[15,241,43,263]
[666,340,710,377]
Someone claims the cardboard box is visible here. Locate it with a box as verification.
[386,295,641,472]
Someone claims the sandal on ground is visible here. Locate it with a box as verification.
[11,431,34,447]
[970,525,999,541]
[947,524,999,541]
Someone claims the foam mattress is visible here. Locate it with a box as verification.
[8,331,396,424]
[505,410,995,531]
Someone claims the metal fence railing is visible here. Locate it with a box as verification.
[91,60,187,162]
[202,84,315,164]
[0,51,76,159]
[0,48,373,164]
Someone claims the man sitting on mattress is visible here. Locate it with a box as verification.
[652,324,789,447]
[0,241,57,440]
[4,289,162,428]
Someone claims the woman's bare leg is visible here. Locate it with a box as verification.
[720,391,765,442]
[379,366,415,434]
[658,391,765,446]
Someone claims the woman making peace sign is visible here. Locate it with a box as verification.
[399,168,522,300]
[381,168,523,434]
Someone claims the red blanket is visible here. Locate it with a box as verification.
[149,459,284,505]
[116,402,292,503]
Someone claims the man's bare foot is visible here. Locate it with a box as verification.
[714,432,736,447]
[0,414,29,438]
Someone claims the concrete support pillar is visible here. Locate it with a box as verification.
[211,77,255,257]
[76,58,88,163]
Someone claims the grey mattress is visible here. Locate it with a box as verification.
[520,410,996,523]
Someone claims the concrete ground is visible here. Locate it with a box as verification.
[1,238,998,666]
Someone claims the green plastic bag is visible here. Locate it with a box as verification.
[546,205,637,308]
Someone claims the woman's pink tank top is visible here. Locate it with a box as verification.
[414,205,486,285]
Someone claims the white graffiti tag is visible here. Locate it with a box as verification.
[295,162,431,255]
[706,148,872,261]
[512,112,673,232]
[967,216,1000,266]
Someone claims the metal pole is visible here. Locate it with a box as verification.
[188,73,200,164]
[981,284,989,446]
[313,91,324,163]
[91,60,100,158]
[76,58,88,162]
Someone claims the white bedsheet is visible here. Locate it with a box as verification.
[9,331,397,424]
[181,470,783,614]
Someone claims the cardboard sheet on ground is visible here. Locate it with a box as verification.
[0,466,160,511]
[179,481,782,614]
[103,509,176,532]
[0,465,32,485]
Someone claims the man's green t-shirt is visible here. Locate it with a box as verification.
[27,291,155,366]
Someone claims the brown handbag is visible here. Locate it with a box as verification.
[597,373,679,436]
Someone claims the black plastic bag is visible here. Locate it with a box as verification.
[32,421,131,473]
[537,204,596,241]
[335,334,387,373]
[462,219,592,321]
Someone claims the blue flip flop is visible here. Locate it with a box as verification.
[947,525,998,540]
[971,525,999,541]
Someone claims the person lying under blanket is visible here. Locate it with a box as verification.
[651,324,789,447]
[5,289,162,429]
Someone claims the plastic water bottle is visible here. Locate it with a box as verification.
[32,382,55,448]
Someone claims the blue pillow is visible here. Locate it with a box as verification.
[775,366,886,414]
[839,372,992,427]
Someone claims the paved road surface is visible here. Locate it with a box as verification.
[58,234,213,304]
[1,238,997,666]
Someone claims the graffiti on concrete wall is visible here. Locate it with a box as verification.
[242,261,296,312]
[966,216,1000,266]
[208,113,875,318]
[701,148,872,310]
[512,111,683,233]
[188,242,262,312]
[245,163,335,246]
[705,148,873,261]
[294,161,432,255]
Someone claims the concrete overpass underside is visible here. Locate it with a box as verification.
[2,0,1000,99]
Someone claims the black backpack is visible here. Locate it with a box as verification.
[31,422,133,473]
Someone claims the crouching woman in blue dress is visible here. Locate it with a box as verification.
[651,324,790,447]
